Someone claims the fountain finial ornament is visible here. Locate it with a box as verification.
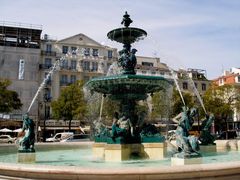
[121,11,133,27]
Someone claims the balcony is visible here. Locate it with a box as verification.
[39,120,81,127]
[41,50,56,56]
[39,64,52,69]
[60,81,75,86]
[60,66,77,71]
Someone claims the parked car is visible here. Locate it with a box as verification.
[0,135,16,144]
[46,132,73,142]
[60,134,90,142]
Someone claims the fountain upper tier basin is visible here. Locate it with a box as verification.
[85,74,172,100]
[107,27,147,44]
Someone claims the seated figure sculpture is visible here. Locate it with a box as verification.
[18,114,35,152]
[112,114,133,142]
[175,106,200,158]
[199,114,215,145]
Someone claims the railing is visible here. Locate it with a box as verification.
[59,81,75,86]
[39,64,53,69]
[0,21,42,30]
[39,120,81,127]
[41,51,56,56]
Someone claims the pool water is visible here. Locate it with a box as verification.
[0,147,240,168]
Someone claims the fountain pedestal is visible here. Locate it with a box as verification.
[105,144,132,162]
[17,152,36,163]
[92,143,106,159]
[93,142,167,162]
[171,157,202,166]
[142,143,167,160]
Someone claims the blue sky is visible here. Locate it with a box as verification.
[1,0,239,79]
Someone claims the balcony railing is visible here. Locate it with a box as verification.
[39,64,52,69]
[60,81,76,86]
[60,66,77,71]
[39,120,81,127]
[41,50,56,56]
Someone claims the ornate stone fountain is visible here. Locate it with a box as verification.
[86,12,172,161]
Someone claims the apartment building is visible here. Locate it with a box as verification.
[0,22,42,129]
[39,33,118,134]
[176,68,210,96]
[212,67,240,123]
[213,67,240,86]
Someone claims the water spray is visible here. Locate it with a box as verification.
[26,45,84,114]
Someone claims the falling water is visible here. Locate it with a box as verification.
[169,68,186,106]
[106,62,121,76]
[99,95,104,120]
[27,58,62,113]
[27,46,83,113]
[187,73,207,114]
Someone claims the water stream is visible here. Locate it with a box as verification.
[169,68,186,106]
[27,46,83,113]
[186,72,207,114]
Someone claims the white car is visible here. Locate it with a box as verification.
[60,134,90,142]
[46,132,73,142]
[0,135,16,144]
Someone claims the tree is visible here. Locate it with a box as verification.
[51,81,87,131]
[203,84,240,132]
[0,79,22,113]
[171,88,194,117]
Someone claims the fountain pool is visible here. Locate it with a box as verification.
[0,141,240,179]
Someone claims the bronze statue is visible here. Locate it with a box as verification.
[18,114,35,152]
[199,114,215,145]
[174,106,200,158]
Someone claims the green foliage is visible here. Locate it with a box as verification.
[171,88,194,117]
[51,81,87,129]
[203,84,240,120]
[0,79,22,113]
[151,91,170,120]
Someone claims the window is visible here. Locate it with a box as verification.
[183,82,188,90]
[202,83,206,91]
[71,60,77,70]
[83,61,90,71]
[142,71,147,74]
[61,59,68,69]
[44,58,52,68]
[108,50,113,58]
[62,46,68,54]
[238,76,240,83]
[60,74,68,85]
[70,75,76,83]
[142,62,153,67]
[84,48,90,56]
[61,75,68,83]
[92,62,98,71]
[71,47,77,55]
[92,49,99,56]
[46,44,52,52]
[160,72,165,75]
[151,71,156,75]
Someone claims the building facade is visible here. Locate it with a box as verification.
[212,67,240,123]
[0,22,42,129]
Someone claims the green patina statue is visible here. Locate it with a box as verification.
[199,114,215,145]
[18,114,35,153]
[174,106,200,158]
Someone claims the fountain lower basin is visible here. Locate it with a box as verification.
[0,140,240,179]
